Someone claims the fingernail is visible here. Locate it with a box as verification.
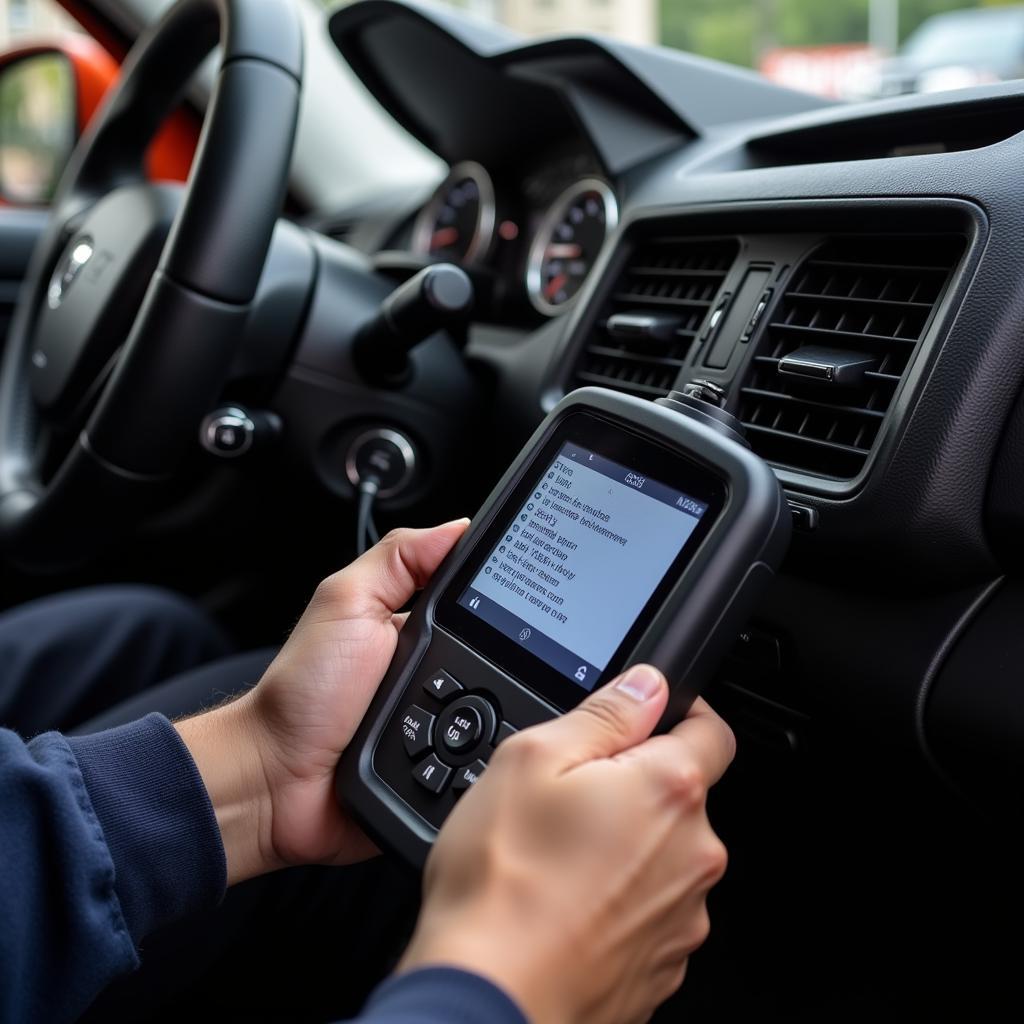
[441,518,471,528]
[615,664,663,702]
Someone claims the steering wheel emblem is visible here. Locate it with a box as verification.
[47,237,94,309]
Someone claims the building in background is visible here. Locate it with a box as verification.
[463,0,656,46]
[0,0,75,49]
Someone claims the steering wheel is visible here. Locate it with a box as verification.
[0,0,302,572]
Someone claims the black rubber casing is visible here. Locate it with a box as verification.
[336,387,790,866]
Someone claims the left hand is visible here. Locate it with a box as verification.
[176,520,469,883]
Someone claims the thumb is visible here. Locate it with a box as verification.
[540,664,668,773]
[313,519,470,620]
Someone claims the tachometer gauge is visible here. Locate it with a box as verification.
[412,161,496,266]
[527,179,618,316]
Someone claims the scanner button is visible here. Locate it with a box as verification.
[400,705,435,759]
[452,759,487,794]
[413,754,451,795]
[422,670,463,703]
[438,703,483,754]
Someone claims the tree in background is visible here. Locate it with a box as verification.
[660,0,1022,66]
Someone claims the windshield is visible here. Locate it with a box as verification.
[11,1,1024,105]
[337,0,1024,101]
[15,1,1023,115]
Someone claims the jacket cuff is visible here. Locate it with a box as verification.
[365,967,528,1024]
[68,712,226,944]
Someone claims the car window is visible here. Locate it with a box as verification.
[0,0,79,44]
[0,1,85,204]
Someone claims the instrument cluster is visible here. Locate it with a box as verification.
[409,146,618,322]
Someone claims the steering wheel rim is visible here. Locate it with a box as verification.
[0,0,302,572]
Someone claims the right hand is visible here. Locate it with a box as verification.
[399,664,736,1024]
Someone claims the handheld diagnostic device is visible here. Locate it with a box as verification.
[337,386,790,866]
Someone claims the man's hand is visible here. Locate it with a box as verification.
[176,520,468,883]
[399,665,735,1024]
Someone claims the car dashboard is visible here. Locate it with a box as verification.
[293,1,1024,828]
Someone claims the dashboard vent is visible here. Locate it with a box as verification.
[739,235,963,479]
[573,237,738,399]
[747,97,1024,168]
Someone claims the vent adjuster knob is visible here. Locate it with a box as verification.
[606,312,681,348]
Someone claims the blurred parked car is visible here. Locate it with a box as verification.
[859,4,1024,97]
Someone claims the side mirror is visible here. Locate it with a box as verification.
[0,50,75,205]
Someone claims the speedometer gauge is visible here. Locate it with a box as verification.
[527,179,618,316]
[412,161,496,266]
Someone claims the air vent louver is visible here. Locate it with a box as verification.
[573,238,738,399]
[739,235,963,479]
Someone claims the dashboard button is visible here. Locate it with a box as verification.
[453,759,487,794]
[494,720,518,746]
[413,754,452,794]
[200,407,255,458]
[438,703,483,754]
[788,501,819,531]
[400,705,435,759]
[422,669,464,703]
[700,294,731,343]
[741,289,773,342]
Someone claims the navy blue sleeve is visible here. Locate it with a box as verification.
[68,713,226,942]
[0,714,226,1023]
[358,968,528,1024]
[2,712,526,1024]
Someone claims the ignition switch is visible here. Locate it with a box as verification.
[345,428,417,499]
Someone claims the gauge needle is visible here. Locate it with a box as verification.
[431,227,460,251]
[545,273,569,300]
[546,243,583,259]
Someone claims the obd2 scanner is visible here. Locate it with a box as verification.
[337,385,790,866]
